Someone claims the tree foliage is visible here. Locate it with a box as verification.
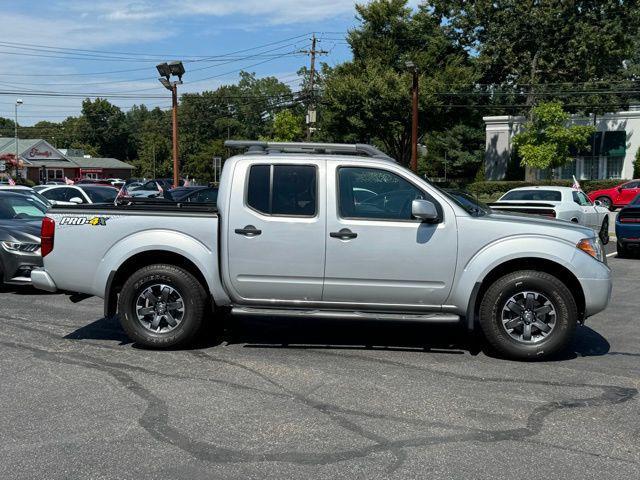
[512,102,595,171]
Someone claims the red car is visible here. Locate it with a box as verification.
[588,179,640,210]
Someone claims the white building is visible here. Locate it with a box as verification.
[483,108,640,180]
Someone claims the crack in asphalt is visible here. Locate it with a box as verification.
[0,321,637,469]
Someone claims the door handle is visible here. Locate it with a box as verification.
[235,225,262,236]
[330,228,357,240]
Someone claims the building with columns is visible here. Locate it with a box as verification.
[483,108,640,181]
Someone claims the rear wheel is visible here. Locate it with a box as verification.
[599,217,610,245]
[596,196,613,211]
[617,241,629,258]
[479,270,577,360]
[118,264,207,348]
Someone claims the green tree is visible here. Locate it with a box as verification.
[432,0,640,112]
[270,109,304,141]
[77,98,129,159]
[319,0,480,169]
[512,101,595,171]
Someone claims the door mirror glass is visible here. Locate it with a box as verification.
[69,197,83,204]
[412,199,439,222]
[594,200,602,207]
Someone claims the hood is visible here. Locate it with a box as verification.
[486,210,594,237]
[0,219,42,243]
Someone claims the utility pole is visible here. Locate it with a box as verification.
[405,61,419,173]
[14,98,22,179]
[302,34,327,141]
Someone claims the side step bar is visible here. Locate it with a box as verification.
[231,307,461,323]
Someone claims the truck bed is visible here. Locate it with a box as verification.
[42,201,219,298]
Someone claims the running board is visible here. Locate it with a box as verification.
[231,307,461,323]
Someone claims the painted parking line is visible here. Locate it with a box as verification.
[607,251,618,258]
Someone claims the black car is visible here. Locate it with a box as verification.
[173,186,218,203]
[167,186,218,203]
[0,191,45,286]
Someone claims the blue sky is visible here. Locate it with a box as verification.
[0,1,420,126]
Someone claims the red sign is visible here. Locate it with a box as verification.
[28,147,52,158]
[80,168,103,174]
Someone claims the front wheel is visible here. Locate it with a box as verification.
[479,270,577,360]
[118,264,207,348]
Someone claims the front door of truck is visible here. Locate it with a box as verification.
[226,159,326,302]
[322,164,458,308]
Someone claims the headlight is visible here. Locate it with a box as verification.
[576,237,605,263]
[1,241,40,253]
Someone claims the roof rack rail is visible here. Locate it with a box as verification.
[224,140,395,162]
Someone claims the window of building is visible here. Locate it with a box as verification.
[246,164,317,217]
[605,156,624,179]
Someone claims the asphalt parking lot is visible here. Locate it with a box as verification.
[0,248,638,479]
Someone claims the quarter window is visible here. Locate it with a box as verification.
[338,167,427,220]
[246,164,317,217]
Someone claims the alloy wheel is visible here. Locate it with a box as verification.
[501,291,557,344]
[135,284,185,333]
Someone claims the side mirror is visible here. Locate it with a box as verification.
[594,200,602,207]
[69,197,83,204]
[412,199,439,222]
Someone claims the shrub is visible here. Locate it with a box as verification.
[634,148,640,178]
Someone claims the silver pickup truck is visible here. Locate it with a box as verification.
[32,141,612,360]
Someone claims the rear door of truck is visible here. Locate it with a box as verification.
[225,157,326,302]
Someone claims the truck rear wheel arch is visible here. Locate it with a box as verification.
[105,250,211,318]
[467,258,585,330]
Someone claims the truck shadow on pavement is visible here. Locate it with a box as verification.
[64,315,612,361]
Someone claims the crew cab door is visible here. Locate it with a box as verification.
[226,159,326,302]
[322,163,457,308]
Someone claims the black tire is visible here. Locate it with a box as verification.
[599,217,610,245]
[617,241,629,258]
[117,264,207,348]
[596,196,614,211]
[479,270,577,360]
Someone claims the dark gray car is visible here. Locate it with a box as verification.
[0,192,45,286]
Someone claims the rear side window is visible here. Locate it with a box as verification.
[501,190,561,201]
[246,164,317,216]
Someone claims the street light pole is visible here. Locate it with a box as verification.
[15,98,22,179]
[405,62,419,173]
[156,61,184,188]
[171,82,179,189]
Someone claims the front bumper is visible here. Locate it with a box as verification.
[31,268,58,292]
[579,274,612,318]
[0,249,42,285]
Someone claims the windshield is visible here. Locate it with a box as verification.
[500,190,562,201]
[82,187,118,203]
[0,195,47,220]
[442,189,491,216]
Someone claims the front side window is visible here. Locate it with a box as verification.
[577,192,592,206]
[246,164,317,217]
[338,167,426,220]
